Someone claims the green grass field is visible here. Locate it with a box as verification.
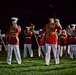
[0,50,76,75]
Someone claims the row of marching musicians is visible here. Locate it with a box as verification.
[57,24,76,59]
[23,18,62,66]
[0,17,75,66]
[23,20,76,65]
[31,19,76,65]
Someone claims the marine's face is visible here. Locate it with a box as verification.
[59,31,62,34]
[72,26,75,30]
[62,32,66,35]
[49,18,54,24]
[26,28,30,33]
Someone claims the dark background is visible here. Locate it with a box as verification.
[0,0,76,49]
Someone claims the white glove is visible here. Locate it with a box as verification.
[55,19,61,26]
[13,21,18,29]
[33,30,39,35]
[57,22,61,26]
[14,24,18,29]
[0,34,5,37]
[55,19,60,23]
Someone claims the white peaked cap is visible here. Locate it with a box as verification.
[71,24,76,27]
[66,25,70,28]
[55,19,60,22]
[39,29,42,31]
[11,17,18,21]
[26,26,30,29]
[62,29,66,32]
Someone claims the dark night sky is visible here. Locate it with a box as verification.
[0,0,76,49]
[0,0,76,31]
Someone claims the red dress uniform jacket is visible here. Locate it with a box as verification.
[66,35,70,45]
[39,31,45,46]
[60,35,68,46]
[40,23,62,44]
[69,37,75,44]
[5,25,21,45]
[69,30,76,44]
[24,32,33,44]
